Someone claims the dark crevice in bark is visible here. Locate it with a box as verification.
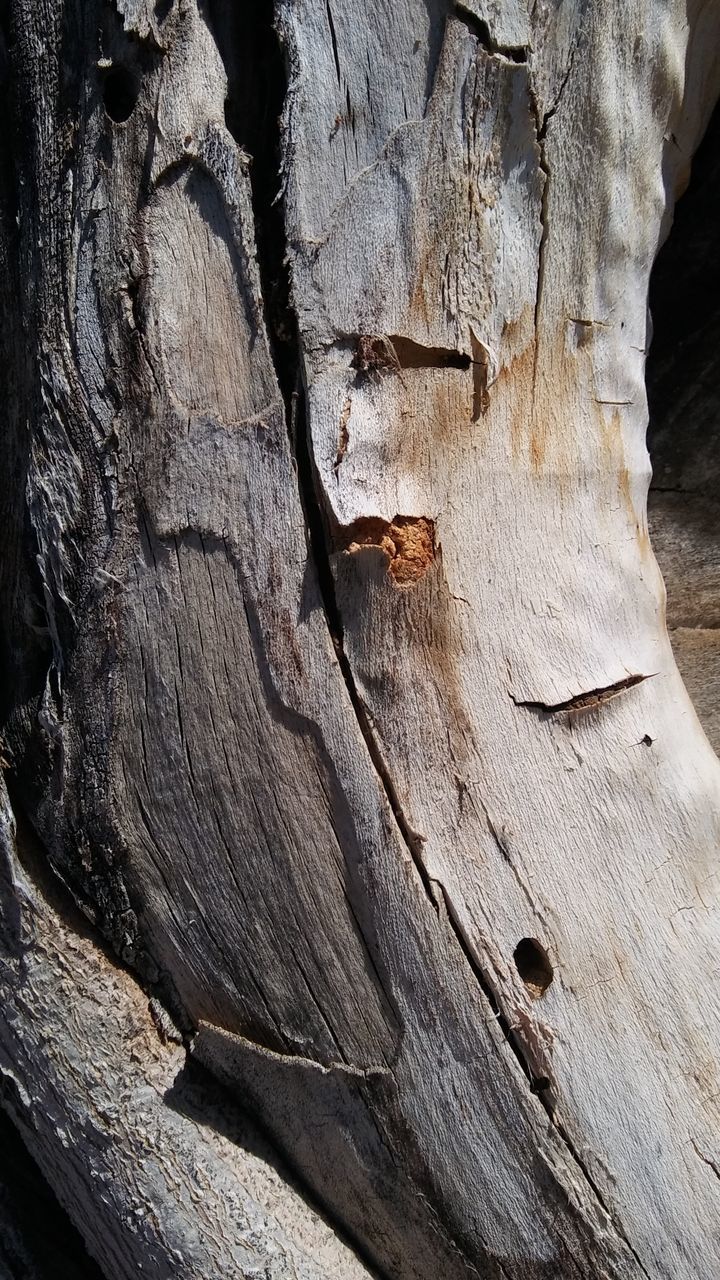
[431,880,552,1095]
[204,0,295,406]
[0,1107,105,1280]
[350,333,472,372]
[325,0,342,89]
[536,36,579,141]
[384,335,471,370]
[512,672,650,715]
[647,97,720,497]
[454,4,528,63]
[529,88,550,399]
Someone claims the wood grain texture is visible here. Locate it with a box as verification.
[0,0,719,1277]
[283,0,720,1275]
[0,779,373,1280]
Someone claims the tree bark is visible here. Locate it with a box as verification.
[1,2,719,1278]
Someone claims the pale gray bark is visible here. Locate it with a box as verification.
[0,2,719,1279]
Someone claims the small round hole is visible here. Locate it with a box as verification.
[103,66,139,124]
[513,937,553,998]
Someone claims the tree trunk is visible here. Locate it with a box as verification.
[1,2,719,1278]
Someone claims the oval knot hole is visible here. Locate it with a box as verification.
[103,66,139,123]
[513,938,553,998]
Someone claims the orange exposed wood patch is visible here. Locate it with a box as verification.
[340,515,436,585]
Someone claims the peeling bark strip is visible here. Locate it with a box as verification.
[1,0,720,1278]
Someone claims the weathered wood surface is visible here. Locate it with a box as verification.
[0,779,373,1280]
[0,0,719,1277]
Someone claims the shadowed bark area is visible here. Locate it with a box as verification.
[647,101,720,753]
[0,1110,104,1280]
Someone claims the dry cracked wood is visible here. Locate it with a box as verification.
[1,0,720,1277]
[0,779,372,1280]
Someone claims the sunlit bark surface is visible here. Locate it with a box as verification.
[1,2,720,1277]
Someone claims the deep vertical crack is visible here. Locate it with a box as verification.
[530,87,550,402]
[210,0,445,921]
[431,879,551,1095]
[325,0,342,88]
[528,35,580,407]
[249,0,559,1114]
[290,374,442,917]
[431,882,650,1277]
[219,7,652,1273]
[206,0,295,406]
